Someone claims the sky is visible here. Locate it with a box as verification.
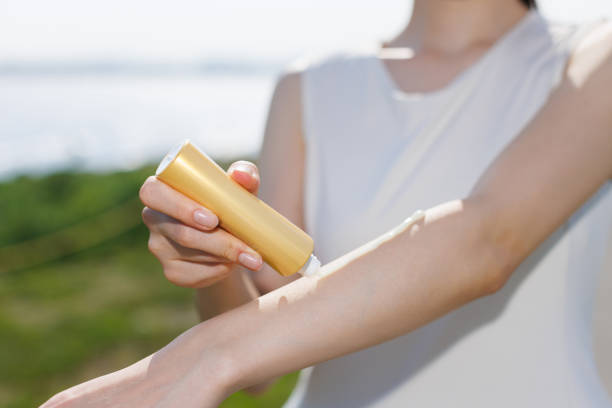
[1,0,612,61]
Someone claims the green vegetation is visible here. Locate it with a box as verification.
[0,164,298,407]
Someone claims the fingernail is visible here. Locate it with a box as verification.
[194,209,218,229]
[232,163,254,176]
[238,252,262,270]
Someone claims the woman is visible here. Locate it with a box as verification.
[44,0,612,407]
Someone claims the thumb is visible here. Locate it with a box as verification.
[227,161,260,195]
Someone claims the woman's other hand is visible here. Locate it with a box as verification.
[139,160,264,288]
[40,323,236,408]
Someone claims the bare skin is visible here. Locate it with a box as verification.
[42,0,612,406]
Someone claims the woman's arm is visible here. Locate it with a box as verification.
[205,23,612,392]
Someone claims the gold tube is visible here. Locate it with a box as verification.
[155,140,315,277]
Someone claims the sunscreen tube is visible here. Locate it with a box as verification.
[155,140,320,277]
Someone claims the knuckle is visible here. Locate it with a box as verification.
[215,263,234,278]
[147,234,163,254]
[173,226,195,248]
[141,207,154,225]
[178,204,197,225]
[139,176,158,204]
[168,196,195,225]
[162,264,182,285]
[223,238,245,262]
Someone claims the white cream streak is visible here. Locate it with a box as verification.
[306,209,426,280]
[297,254,322,277]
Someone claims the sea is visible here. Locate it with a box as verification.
[0,60,282,180]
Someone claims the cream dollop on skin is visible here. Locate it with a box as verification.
[308,210,426,280]
[298,254,322,277]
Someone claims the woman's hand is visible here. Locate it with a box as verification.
[139,161,264,288]
[41,323,236,408]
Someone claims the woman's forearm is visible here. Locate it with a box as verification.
[196,198,505,392]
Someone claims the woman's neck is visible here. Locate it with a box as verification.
[388,0,530,55]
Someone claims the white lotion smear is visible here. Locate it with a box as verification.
[297,254,321,277]
[307,209,426,279]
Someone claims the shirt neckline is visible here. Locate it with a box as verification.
[373,9,541,102]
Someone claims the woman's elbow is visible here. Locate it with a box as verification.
[479,263,514,297]
[473,215,525,298]
[460,200,524,298]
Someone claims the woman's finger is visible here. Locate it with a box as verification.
[139,176,219,231]
[148,233,228,264]
[228,160,260,195]
[142,206,170,232]
[162,259,235,288]
[143,209,227,263]
[150,216,263,271]
[143,207,262,270]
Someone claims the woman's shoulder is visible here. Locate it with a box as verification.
[540,11,612,55]
[564,20,612,85]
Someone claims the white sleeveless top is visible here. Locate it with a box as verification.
[283,10,612,408]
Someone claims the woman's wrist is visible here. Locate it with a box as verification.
[189,311,253,397]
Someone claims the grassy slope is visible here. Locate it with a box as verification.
[0,165,298,407]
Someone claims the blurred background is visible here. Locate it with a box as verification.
[1,1,611,406]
